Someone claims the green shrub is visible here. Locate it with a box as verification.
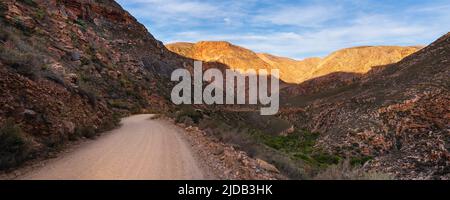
[80,57,91,66]
[11,17,33,34]
[76,83,98,107]
[75,19,87,30]
[73,114,121,140]
[149,114,162,120]
[80,89,98,107]
[175,107,203,124]
[0,120,30,170]
[41,70,65,86]
[350,156,373,166]
[43,133,66,149]
[107,99,130,110]
[263,151,308,179]
[311,153,342,166]
[0,3,6,18]
[253,129,346,169]
[18,0,37,6]
[0,46,43,80]
[98,112,121,132]
[256,131,316,155]
[196,114,310,179]
[75,125,97,139]
[0,28,9,42]
[198,118,218,130]
[245,114,291,135]
[35,9,46,20]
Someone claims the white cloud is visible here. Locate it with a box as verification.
[117,0,225,22]
[252,5,342,27]
[118,0,450,59]
[168,13,437,59]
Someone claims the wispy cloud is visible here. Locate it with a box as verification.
[117,0,450,59]
[118,0,225,23]
[252,5,343,27]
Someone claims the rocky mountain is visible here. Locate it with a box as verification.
[166,42,419,84]
[309,46,420,79]
[168,38,448,179]
[280,34,450,179]
[256,53,322,83]
[0,0,190,169]
[166,41,273,73]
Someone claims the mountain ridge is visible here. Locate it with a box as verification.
[280,33,450,179]
[166,41,420,83]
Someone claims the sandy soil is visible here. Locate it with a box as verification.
[18,114,211,180]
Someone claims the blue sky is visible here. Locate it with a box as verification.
[116,0,450,59]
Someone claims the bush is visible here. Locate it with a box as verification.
[107,99,130,110]
[0,3,6,17]
[72,113,121,140]
[98,112,121,132]
[0,120,30,170]
[245,114,291,135]
[43,133,66,149]
[263,151,308,179]
[41,70,65,86]
[75,125,97,139]
[197,116,310,179]
[314,160,393,180]
[76,83,98,107]
[0,28,9,42]
[75,19,87,30]
[35,9,46,20]
[11,17,33,34]
[79,89,98,107]
[311,153,342,166]
[149,114,162,120]
[350,156,373,166]
[0,46,43,80]
[12,54,41,79]
[18,0,37,7]
[175,107,203,124]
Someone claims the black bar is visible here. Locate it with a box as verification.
[0,181,448,199]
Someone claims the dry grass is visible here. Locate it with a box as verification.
[314,160,393,180]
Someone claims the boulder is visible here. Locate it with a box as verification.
[213,146,224,155]
[256,159,280,173]
[70,51,81,61]
[63,121,75,135]
[23,109,37,116]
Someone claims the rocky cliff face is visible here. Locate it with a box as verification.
[0,0,189,169]
[281,34,450,179]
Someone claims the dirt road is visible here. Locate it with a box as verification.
[19,114,210,180]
